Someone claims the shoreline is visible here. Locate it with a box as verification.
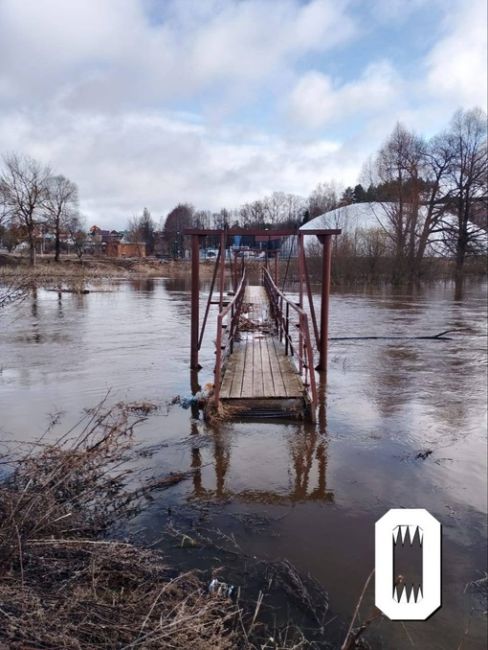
[1,253,486,288]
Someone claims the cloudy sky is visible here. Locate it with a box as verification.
[0,0,486,228]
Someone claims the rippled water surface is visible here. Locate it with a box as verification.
[1,277,486,648]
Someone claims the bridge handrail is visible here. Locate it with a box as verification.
[214,270,247,402]
[262,268,317,412]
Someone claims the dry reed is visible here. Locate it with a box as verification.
[0,402,238,649]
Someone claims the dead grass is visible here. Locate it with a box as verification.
[204,397,247,424]
[0,398,370,649]
[0,254,214,286]
[0,400,335,649]
[0,402,238,649]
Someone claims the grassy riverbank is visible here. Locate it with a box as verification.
[0,253,218,280]
[0,402,357,650]
[1,252,486,289]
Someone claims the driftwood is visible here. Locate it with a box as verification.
[331,329,459,341]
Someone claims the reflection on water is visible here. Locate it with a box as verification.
[129,278,156,292]
[0,278,486,648]
[189,421,334,504]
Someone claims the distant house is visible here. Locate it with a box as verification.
[106,238,146,258]
[153,230,171,258]
[89,226,130,255]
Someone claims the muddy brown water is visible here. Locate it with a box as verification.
[0,277,486,648]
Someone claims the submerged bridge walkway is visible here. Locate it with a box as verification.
[219,283,309,417]
[185,227,341,421]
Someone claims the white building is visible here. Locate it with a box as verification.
[295,202,487,257]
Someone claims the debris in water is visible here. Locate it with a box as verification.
[120,399,159,415]
[172,387,211,410]
[415,449,433,460]
[209,578,236,599]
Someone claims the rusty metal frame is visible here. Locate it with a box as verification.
[317,234,332,372]
[214,270,247,403]
[189,227,339,378]
[184,227,340,236]
[198,246,221,351]
[262,267,318,414]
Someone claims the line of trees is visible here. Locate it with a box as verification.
[364,108,487,280]
[157,109,486,281]
[1,107,486,280]
[0,154,84,265]
[190,108,487,281]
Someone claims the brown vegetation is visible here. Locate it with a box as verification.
[0,403,238,649]
[0,401,355,649]
[0,255,219,308]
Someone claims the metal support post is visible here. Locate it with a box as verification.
[317,234,332,372]
[190,235,202,369]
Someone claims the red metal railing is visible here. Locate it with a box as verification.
[262,268,318,413]
[214,270,247,402]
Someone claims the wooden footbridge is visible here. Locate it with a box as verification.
[185,227,340,420]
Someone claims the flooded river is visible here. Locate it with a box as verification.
[1,277,486,648]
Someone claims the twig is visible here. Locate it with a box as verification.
[247,590,264,636]
[341,569,375,650]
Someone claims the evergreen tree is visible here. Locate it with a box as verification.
[353,184,367,203]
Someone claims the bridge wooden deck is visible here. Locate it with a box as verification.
[219,285,308,418]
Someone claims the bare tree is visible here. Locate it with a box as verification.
[413,132,453,267]
[163,204,194,258]
[281,193,306,226]
[0,154,51,266]
[213,208,231,229]
[239,200,266,228]
[126,216,144,256]
[66,213,87,260]
[262,191,305,227]
[307,182,339,220]
[239,193,304,229]
[45,175,79,262]
[194,209,211,230]
[442,108,487,275]
[127,208,155,255]
[0,179,8,228]
[374,123,428,280]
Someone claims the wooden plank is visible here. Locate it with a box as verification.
[220,355,235,397]
[268,337,291,397]
[260,336,276,397]
[234,336,248,398]
[245,286,268,325]
[220,341,245,398]
[253,338,265,397]
[230,340,247,398]
[241,335,254,398]
[272,337,303,397]
[265,335,286,397]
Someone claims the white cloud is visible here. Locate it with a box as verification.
[0,0,485,230]
[288,60,401,128]
[0,0,363,226]
[424,0,487,109]
[0,0,355,112]
[287,0,487,134]
[0,107,358,227]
